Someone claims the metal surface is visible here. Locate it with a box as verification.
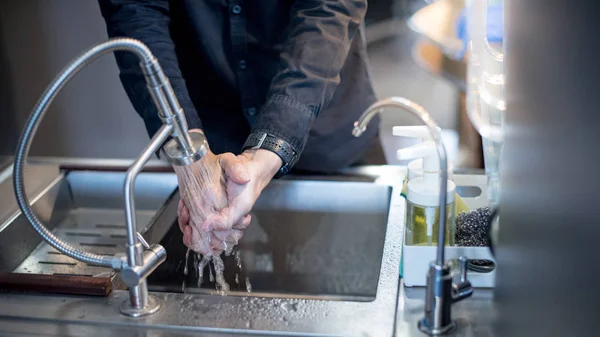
[119,294,162,318]
[0,159,498,336]
[163,131,208,166]
[353,97,449,266]
[353,97,473,335]
[146,180,391,301]
[0,162,60,229]
[0,160,405,336]
[11,37,209,317]
[495,1,600,336]
[122,124,172,315]
[2,170,178,282]
[11,38,165,268]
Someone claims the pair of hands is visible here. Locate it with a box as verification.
[175,130,282,256]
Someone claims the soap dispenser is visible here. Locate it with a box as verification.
[395,126,469,216]
[395,128,457,246]
[394,126,454,181]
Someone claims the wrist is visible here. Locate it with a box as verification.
[242,149,282,180]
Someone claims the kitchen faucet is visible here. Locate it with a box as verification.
[353,97,473,335]
[12,38,208,317]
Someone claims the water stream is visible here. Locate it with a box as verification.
[181,247,252,295]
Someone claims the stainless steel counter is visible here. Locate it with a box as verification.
[0,158,496,336]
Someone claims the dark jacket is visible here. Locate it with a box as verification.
[98,0,380,172]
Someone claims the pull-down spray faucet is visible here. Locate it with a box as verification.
[13,38,208,317]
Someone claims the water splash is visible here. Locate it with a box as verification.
[183,248,190,276]
[182,248,191,293]
[212,255,230,294]
[197,254,210,288]
[184,247,252,295]
[209,263,215,283]
[245,277,252,293]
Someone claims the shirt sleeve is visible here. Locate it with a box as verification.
[250,0,368,157]
[97,0,202,138]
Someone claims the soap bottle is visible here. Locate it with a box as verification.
[395,126,469,215]
[393,126,455,182]
[395,128,456,246]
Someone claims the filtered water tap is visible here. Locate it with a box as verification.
[353,97,473,335]
[13,38,208,318]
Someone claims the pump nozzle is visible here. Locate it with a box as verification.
[394,126,454,181]
[393,125,441,139]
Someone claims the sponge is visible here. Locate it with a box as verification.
[455,206,492,247]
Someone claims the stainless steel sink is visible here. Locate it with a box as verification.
[0,161,404,336]
[146,180,392,302]
[0,170,178,279]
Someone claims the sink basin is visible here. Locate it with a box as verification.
[0,170,178,278]
[0,161,403,336]
[147,180,392,302]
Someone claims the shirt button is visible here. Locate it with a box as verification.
[247,107,257,116]
[232,5,242,14]
[238,59,247,70]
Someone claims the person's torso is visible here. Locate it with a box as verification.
[169,0,380,172]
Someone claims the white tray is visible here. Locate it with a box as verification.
[402,174,496,288]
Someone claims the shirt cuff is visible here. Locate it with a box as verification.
[250,94,316,160]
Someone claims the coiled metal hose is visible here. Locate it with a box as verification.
[13,38,157,268]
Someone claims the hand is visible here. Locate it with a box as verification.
[177,198,250,255]
[203,149,283,232]
[174,130,253,255]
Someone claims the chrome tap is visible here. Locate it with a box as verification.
[353,97,473,335]
[12,38,208,317]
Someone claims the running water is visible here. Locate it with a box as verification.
[245,277,252,293]
[212,255,230,294]
[180,247,252,294]
[234,249,252,293]
[174,156,254,294]
[182,248,191,293]
[196,253,210,288]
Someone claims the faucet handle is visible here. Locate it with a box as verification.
[136,232,150,249]
[459,256,468,283]
[451,256,473,303]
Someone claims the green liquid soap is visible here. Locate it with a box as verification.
[405,200,456,246]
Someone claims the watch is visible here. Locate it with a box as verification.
[242,132,297,178]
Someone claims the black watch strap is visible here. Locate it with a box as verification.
[242,132,297,178]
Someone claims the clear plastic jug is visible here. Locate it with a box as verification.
[462,0,504,205]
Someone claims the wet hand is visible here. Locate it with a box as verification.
[174,129,254,255]
[177,198,250,255]
[203,149,282,233]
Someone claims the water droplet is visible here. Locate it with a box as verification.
[245,277,252,292]
[183,248,190,276]
[280,302,298,312]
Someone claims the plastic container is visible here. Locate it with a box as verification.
[461,0,505,205]
[394,126,457,247]
[403,174,496,288]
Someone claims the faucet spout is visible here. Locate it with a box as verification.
[353,97,449,266]
[12,38,208,319]
[353,97,472,335]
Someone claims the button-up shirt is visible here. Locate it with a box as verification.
[98,0,380,172]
